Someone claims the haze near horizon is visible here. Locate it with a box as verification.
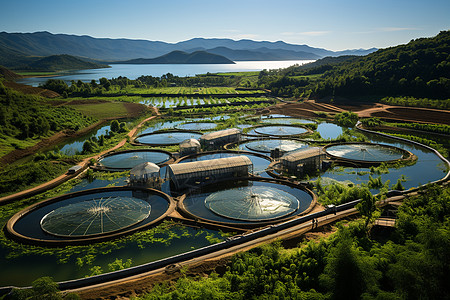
[2,0,449,51]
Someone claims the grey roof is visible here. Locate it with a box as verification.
[179,138,201,148]
[130,162,160,176]
[200,128,241,141]
[168,155,251,176]
[282,147,325,162]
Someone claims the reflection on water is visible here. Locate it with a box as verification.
[58,124,111,155]
[316,123,343,140]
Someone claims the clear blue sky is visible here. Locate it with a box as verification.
[1,0,449,50]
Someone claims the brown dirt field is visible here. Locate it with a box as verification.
[124,102,149,118]
[372,106,450,125]
[3,80,60,98]
[65,99,110,105]
[268,100,450,125]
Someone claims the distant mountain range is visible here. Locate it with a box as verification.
[0,31,377,70]
[116,50,235,64]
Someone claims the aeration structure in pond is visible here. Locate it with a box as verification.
[5,187,173,246]
[178,177,315,228]
[324,142,416,166]
[134,130,202,146]
[97,149,173,170]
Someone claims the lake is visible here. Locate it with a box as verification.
[17,60,314,86]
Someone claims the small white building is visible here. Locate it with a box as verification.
[179,138,201,156]
[129,162,162,188]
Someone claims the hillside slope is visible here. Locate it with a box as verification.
[24,54,108,71]
[118,50,235,64]
[260,31,449,100]
[312,30,450,99]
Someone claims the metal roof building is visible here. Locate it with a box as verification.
[199,128,241,150]
[167,156,252,190]
[281,147,326,175]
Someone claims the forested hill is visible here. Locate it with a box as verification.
[261,31,450,100]
[24,54,108,71]
[312,30,449,99]
[116,51,235,64]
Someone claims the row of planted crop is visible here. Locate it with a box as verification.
[140,97,270,108]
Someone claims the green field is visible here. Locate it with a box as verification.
[16,71,59,76]
[70,102,129,119]
[105,86,266,95]
[215,71,260,77]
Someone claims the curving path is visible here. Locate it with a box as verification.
[0,115,158,205]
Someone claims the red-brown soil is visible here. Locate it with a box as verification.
[269,100,450,125]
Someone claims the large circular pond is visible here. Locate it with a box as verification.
[248,125,308,137]
[177,122,218,131]
[205,186,299,222]
[325,143,406,162]
[135,131,202,146]
[99,150,171,169]
[181,179,313,225]
[239,139,309,153]
[8,188,171,244]
[41,196,151,237]
[178,151,271,175]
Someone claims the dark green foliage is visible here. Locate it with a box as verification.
[333,111,358,127]
[381,96,450,110]
[257,31,450,102]
[320,231,380,300]
[360,117,382,127]
[391,178,405,191]
[9,276,80,300]
[312,31,450,100]
[0,160,71,197]
[110,120,128,133]
[386,122,450,135]
[0,81,95,140]
[138,184,449,300]
[356,187,379,231]
[2,52,107,72]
